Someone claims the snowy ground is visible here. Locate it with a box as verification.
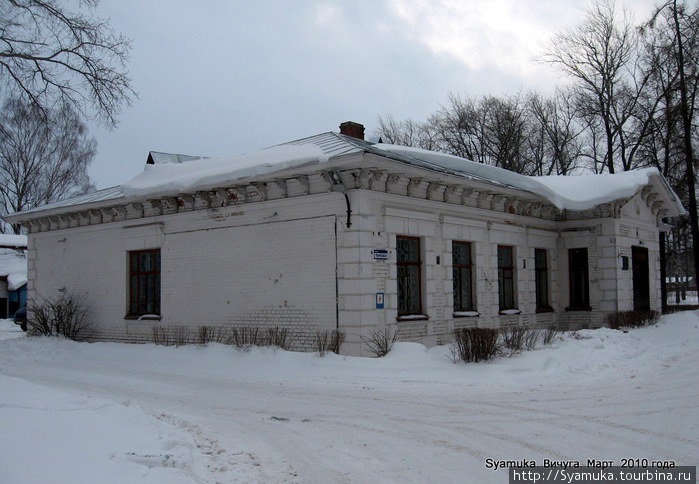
[666,290,699,305]
[0,314,698,483]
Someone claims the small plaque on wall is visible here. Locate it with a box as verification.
[376,292,385,309]
[621,256,629,270]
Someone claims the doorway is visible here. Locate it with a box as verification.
[632,246,650,311]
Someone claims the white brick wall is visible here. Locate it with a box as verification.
[29,194,344,351]
[26,184,664,357]
[338,190,663,352]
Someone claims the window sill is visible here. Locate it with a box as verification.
[565,306,591,312]
[499,309,521,315]
[453,311,480,318]
[124,314,161,321]
[396,314,429,322]
[536,307,555,313]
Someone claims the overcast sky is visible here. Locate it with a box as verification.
[87,0,657,189]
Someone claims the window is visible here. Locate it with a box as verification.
[397,236,422,316]
[568,248,590,310]
[497,245,516,310]
[128,249,161,317]
[535,249,551,311]
[452,241,475,312]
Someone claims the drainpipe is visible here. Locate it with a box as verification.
[328,171,352,228]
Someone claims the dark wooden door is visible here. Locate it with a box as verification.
[632,246,650,311]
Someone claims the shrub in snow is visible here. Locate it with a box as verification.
[151,325,290,350]
[360,328,397,357]
[523,328,541,350]
[607,310,658,330]
[28,293,92,340]
[315,330,345,356]
[152,325,195,346]
[501,326,542,355]
[229,326,289,350]
[197,325,230,345]
[542,324,559,345]
[452,327,500,363]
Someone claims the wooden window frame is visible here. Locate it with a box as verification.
[567,248,591,311]
[127,249,161,319]
[497,245,517,311]
[452,241,475,313]
[535,248,553,312]
[396,235,424,318]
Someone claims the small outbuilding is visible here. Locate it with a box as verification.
[3,122,685,355]
[0,234,28,319]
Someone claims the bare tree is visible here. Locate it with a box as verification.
[377,91,583,177]
[642,0,699,302]
[423,94,483,162]
[0,0,134,127]
[480,95,532,173]
[543,0,639,173]
[528,90,584,175]
[375,115,439,150]
[0,97,95,233]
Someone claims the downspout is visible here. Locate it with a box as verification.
[328,171,352,228]
[326,171,350,331]
[334,215,339,330]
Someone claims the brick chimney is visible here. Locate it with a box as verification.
[339,121,365,140]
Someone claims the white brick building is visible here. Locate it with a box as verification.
[3,122,685,356]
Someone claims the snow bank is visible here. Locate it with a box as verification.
[0,318,24,340]
[373,144,660,210]
[0,375,199,484]
[122,144,329,199]
[0,311,697,482]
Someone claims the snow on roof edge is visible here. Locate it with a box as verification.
[4,132,685,221]
[122,144,330,200]
[372,144,672,212]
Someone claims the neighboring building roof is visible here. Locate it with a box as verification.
[0,234,27,249]
[2,129,686,222]
[0,247,27,291]
[146,151,206,165]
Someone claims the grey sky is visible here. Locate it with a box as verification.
[88,0,657,189]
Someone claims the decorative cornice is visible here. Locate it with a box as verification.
[25,169,568,233]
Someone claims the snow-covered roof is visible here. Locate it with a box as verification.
[3,130,686,221]
[533,170,683,212]
[5,186,125,218]
[278,131,369,157]
[370,144,685,212]
[0,234,27,249]
[125,144,330,199]
[0,247,27,290]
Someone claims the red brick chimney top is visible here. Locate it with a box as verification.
[339,121,365,140]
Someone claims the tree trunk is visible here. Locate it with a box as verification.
[672,0,699,296]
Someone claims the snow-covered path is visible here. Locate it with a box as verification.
[1,313,698,483]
